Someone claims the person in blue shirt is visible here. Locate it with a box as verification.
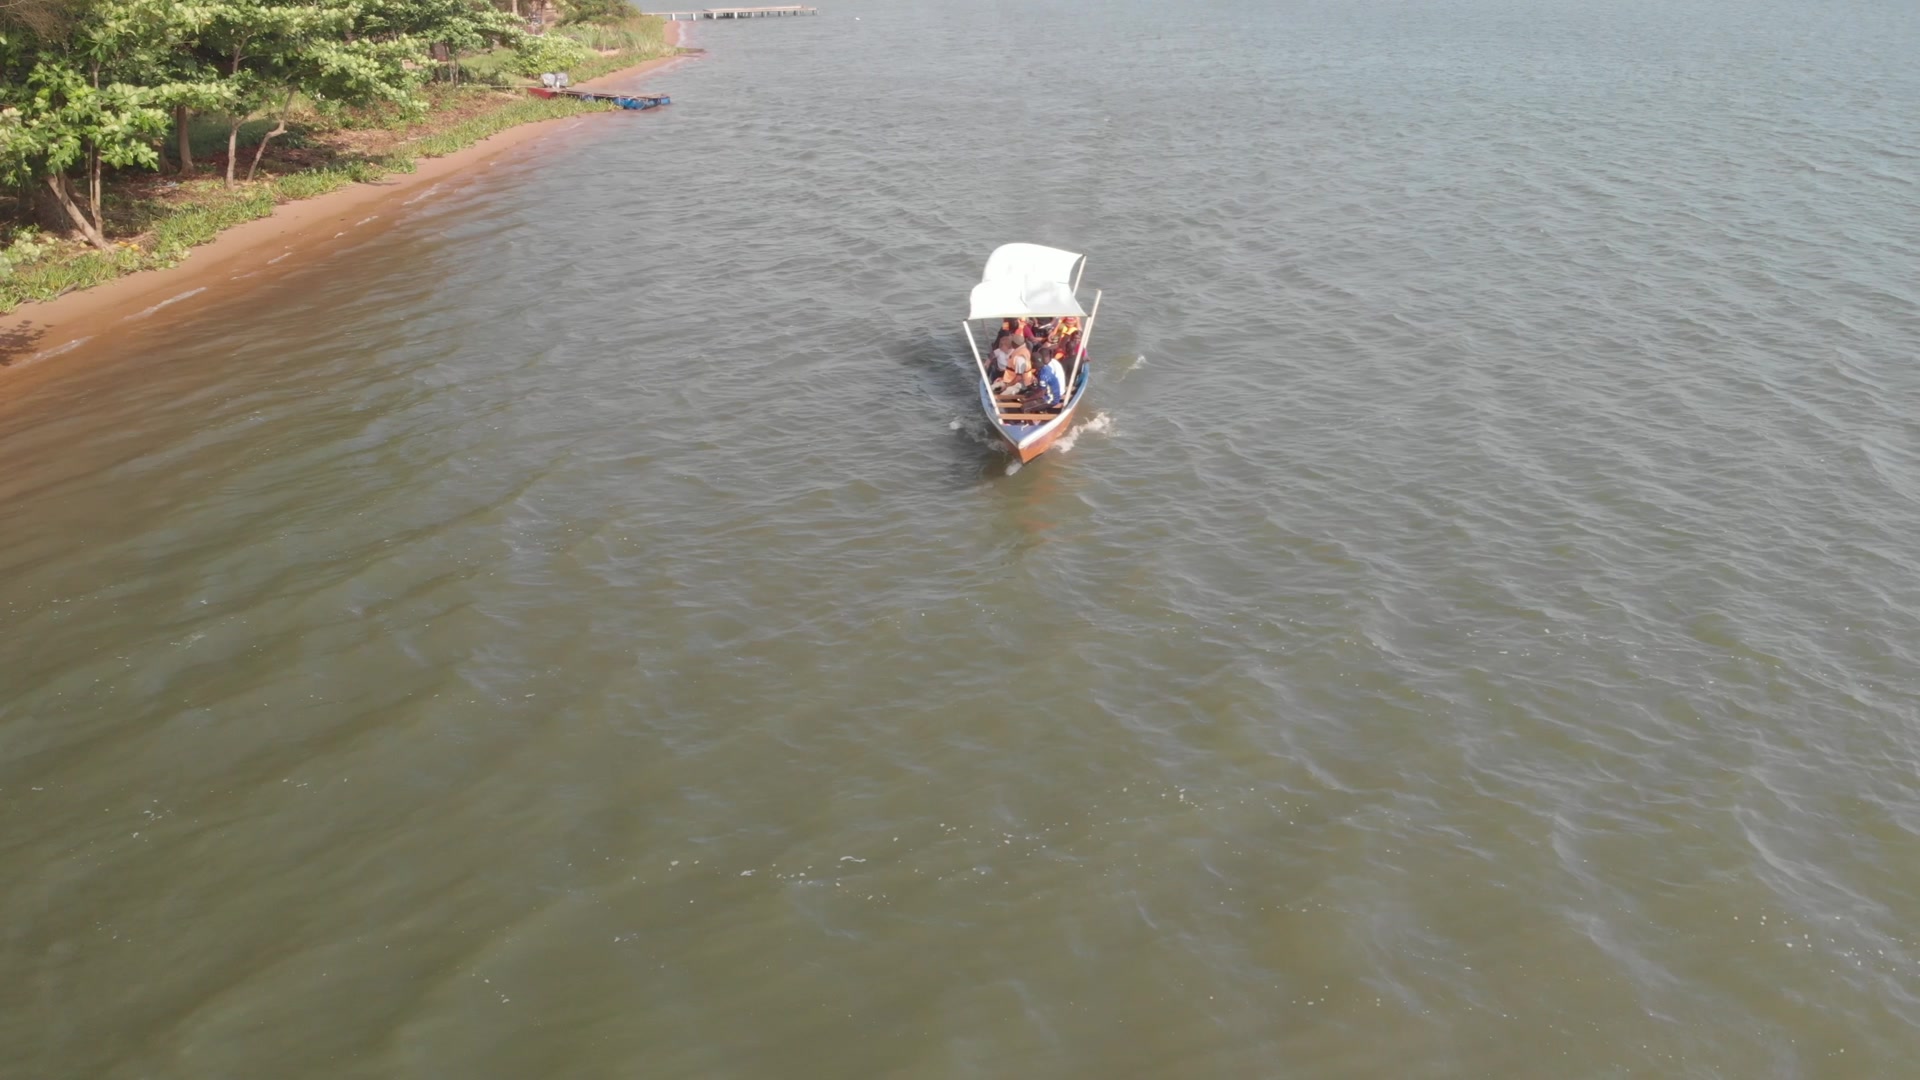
[1035,346,1070,407]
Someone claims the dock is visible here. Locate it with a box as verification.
[649,6,818,20]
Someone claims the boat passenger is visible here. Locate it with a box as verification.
[995,341,1034,394]
[990,332,1016,376]
[1046,317,1078,351]
[1035,347,1069,407]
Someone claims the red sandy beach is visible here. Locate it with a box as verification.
[0,21,688,373]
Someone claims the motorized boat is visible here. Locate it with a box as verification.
[960,243,1102,462]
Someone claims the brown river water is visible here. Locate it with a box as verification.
[4,0,1920,1075]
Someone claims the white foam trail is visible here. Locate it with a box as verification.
[950,415,1003,450]
[353,215,379,227]
[1126,354,1148,371]
[31,336,92,361]
[1052,411,1113,454]
[129,287,207,320]
[401,184,443,207]
[1004,461,1023,476]
[266,250,294,265]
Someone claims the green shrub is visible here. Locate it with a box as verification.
[456,47,519,86]
[560,0,637,25]
[147,187,278,260]
[0,227,60,277]
[556,18,666,54]
[405,96,609,159]
[273,167,353,201]
[0,249,139,311]
[511,33,592,78]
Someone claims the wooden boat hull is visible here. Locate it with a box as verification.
[979,367,1090,463]
[524,88,671,110]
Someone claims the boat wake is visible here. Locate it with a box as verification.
[950,415,1001,449]
[30,336,92,361]
[1051,411,1113,454]
[130,287,208,320]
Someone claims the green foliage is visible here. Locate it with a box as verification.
[559,0,637,26]
[271,163,354,200]
[144,182,275,258]
[405,93,605,157]
[0,2,177,187]
[183,113,280,158]
[462,14,668,84]
[454,45,519,85]
[0,247,134,308]
[553,17,663,54]
[197,1,420,120]
[0,0,657,307]
[509,32,589,78]
[355,0,523,54]
[0,225,59,275]
[563,40,671,82]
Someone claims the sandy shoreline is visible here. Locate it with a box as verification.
[0,21,687,372]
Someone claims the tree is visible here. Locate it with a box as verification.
[194,0,523,185]
[351,0,523,82]
[196,1,333,186]
[150,74,225,175]
[0,0,175,251]
[0,0,536,246]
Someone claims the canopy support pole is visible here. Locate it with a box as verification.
[1066,289,1101,403]
[963,321,994,396]
[1071,259,1085,296]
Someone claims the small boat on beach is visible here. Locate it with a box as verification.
[961,244,1103,462]
[526,87,671,110]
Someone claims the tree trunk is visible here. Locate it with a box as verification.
[175,104,193,175]
[87,144,104,237]
[46,175,112,254]
[225,117,241,187]
[245,117,286,182]
[225,47,245,187]
[29,181,69,233]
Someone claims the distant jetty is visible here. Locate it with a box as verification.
[649,6,818,20]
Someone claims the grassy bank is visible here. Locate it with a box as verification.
[0,20,676,314]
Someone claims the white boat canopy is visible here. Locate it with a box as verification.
[967,278,1086,321]
[966,242,1088,320]
[981,243,1083,287]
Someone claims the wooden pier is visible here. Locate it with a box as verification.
[649,6,818,20]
